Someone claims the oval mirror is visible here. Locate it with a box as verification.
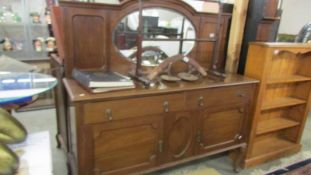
[113,8,196,67]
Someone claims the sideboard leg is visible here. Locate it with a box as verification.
[233,145,246,173]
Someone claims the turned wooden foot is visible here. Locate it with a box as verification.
[233,145,246,173]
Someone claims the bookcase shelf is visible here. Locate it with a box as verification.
[244,43,311,167]
[261,97,306,111]
[250,136,297,158]
[256,118,299,135]
[267,75,311,85]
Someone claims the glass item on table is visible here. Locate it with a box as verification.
[0,55,39,72]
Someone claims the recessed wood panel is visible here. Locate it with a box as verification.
[73,15,106,69]
[198,104,245,152]
[196,16,230,69]
[92,116,161,174]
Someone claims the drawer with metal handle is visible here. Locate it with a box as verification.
[83,94,185,124]
[185,84,253,109]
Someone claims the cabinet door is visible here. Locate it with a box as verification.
[80,115,163,175]
[162,111,197,163]
[197,104,247,153]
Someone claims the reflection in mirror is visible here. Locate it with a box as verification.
[113,8,196,67]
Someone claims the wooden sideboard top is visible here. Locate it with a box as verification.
[63,74,259,102]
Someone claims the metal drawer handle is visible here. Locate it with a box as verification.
[163,101,169,113]
[198,96,204,107]
[105,109,112,121]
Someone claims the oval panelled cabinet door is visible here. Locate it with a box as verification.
[165,112,196,162]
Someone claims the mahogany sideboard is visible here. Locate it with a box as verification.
[52,1,259,174]
[62,75,258,175]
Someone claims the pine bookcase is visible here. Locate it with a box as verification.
[244,42,311,167]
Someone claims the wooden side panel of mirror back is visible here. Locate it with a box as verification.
[62,7,108,77]
[196,14,231,70]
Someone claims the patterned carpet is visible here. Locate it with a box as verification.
[250,151,311,175]
[267,158,311,175]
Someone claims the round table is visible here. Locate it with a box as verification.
[0,72,57,106]
[0,72,57,174]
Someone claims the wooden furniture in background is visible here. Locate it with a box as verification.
[244,42,311,167]
[225,0,249,73]
[238,0,282,74]
[64,75,258,175]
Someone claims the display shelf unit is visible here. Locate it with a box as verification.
[244,42,311,167]
[0,0,51,60]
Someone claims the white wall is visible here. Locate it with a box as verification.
[278,0,311,35]
[93,0,119,4]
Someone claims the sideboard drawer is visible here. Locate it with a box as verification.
[186,85,252,109]
[83,94,185,124]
